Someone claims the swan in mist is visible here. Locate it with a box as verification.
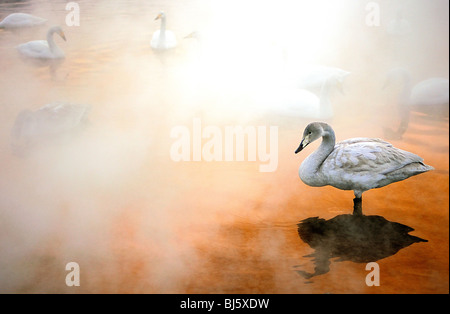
[295,122,433,215]
[151,11,177,51]
[383,68,449,138]
[16,26,66,60]
[0,13,47,29]
[295,65,350,94]
[11,102,90,155]
[255,77,337,121]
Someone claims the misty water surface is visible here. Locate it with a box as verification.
[0,0,448,293]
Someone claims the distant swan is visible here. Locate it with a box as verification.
[16,26,66,60]
[151,11,177,51]
[295,122,433,215]
[295,65,350,94]
[0,13,47,29]
[255,77,337,121]
[383,68,449,138]
[11,102,90,155]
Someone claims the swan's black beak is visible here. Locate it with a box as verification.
[295,139,306,154]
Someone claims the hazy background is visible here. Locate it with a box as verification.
[0,0,448,293]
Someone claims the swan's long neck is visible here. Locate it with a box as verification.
[299,125,336,185]
[159,15,167,41]
[47,29,58,53]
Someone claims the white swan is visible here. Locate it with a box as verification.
[11,102,90,154]
[254,77,337,121]
[0,13,47,29]
[383,68,449,138]
[295,122,433,215]
[295,65,350,94]
[409,78,449,108]
[150,11,177,51]
[16,26,66,60]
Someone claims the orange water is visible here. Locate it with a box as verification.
[0,0,448,294]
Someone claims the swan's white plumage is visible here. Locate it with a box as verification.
[296,122,433,199]
[16,26,66,59]
[0,13,47,29]
[151,11,177,51]
[254,77,337,120]
[295,65,350,91]
[12,102,90,139]
[410,78,449,107]
[11,102,90,154]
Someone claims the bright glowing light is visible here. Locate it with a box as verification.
[180,0,352,121]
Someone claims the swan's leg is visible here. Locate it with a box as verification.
[353,197,363,215]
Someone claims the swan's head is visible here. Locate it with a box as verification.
[49,26,66,41]
[295,122,327,154]
[155,11,165,21]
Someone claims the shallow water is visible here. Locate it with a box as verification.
[0,0,448,293]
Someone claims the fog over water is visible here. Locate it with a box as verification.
[0,0,448,293]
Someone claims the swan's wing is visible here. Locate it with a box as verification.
[17,40,49,57]
[410,78,450,106]
[36,103,90,132]
[165,31,177,43]
[297,66,349,88]
[327,138,424,175]
[151,30,177,49]
[2,13,46,27]
[150,30,161,47]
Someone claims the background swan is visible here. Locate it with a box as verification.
[16,26,66,60]
[151,11,177,51]
[383,68,449,138]
[294,65,350,95]
[0,13,47,29]
[295,122,433,215]
[254,76,337,122]
[11,102,90,155]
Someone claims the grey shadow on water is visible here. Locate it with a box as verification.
[294,213,427,281]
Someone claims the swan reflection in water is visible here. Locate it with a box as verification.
[294,214,427,280]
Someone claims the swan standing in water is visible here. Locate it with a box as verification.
[295,122,433,215]
[383,68,449,138]
[16,26,66,60]
[0,13,47,29]
[151,11,177,51]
